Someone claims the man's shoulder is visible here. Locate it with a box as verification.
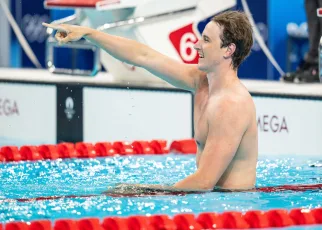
[209,90,248,108]
[207,89,254,122]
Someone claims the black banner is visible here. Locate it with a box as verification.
[57,85,83,143]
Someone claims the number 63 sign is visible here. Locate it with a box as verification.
[169,24,199,64]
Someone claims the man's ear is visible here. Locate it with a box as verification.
[223,43,236,59]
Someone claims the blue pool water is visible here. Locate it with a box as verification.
[0,154,322,229]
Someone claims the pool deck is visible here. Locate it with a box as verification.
[1,68,322,97]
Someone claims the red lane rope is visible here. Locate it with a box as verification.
[2,207,322,229]
[1,183,322,203]
[0,139,196,163]
[257,183,322,192]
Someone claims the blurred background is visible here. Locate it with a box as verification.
[0,0,309,81]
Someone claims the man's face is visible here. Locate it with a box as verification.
[194,21,229,72]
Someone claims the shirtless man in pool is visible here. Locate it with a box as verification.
[43,10,258,191]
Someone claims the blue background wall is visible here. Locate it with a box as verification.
[236,0,269,80]
[10,0,50,68]
[267,0,307,80]
[236,0,308,80]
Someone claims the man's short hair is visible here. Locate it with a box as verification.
[212,10,254,70]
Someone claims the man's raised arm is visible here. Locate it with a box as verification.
[43,23,205,92]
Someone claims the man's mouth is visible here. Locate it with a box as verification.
[198,51,204,58]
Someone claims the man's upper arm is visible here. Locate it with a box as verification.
[196,98,248,188]
[139,49,205,92]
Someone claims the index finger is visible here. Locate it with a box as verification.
[42,22,64,31]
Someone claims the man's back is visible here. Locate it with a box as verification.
[194,76,258,190]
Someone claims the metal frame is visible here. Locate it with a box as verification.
[45,12,101,76]
[97,7,195,31]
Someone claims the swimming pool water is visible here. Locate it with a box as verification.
[0,154,321,229]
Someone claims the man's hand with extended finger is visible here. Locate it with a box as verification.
[42,23,92,45]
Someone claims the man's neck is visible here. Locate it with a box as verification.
[206,66,238,95]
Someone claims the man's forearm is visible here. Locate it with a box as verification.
[129,173,214,192]
[173,172,213,191]
[84,28,150,67]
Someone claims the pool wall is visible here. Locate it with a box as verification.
[1,69,322,156]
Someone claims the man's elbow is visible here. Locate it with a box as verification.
[135,48,151,68]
